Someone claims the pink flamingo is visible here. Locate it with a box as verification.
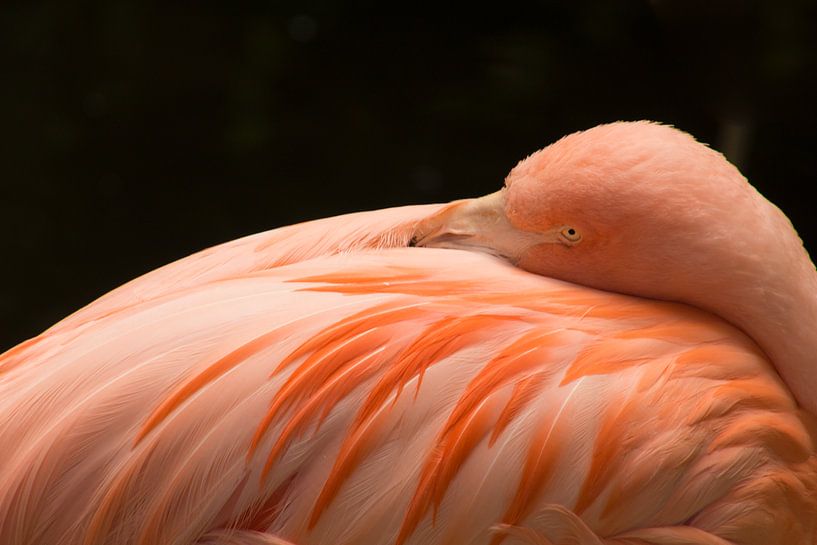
[0,121,815,545]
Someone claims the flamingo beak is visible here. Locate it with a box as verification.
[411,189,551,262]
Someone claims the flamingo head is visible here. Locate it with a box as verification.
[414,120,817,414]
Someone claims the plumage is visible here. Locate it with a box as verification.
[1,122,815,545]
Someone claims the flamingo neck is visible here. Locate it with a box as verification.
[711,251,817,416]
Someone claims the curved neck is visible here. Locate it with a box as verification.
[703,250,817,415]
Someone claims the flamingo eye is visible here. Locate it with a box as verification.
[559,226,582,244]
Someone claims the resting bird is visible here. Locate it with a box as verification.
[1,121,815,545]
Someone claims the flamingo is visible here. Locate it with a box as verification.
[0,121,815,545]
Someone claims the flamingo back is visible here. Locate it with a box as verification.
[0,206,814,545]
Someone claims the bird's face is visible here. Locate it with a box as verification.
[413,121,787,310]
[411,182,665,300]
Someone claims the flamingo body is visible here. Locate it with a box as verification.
[1,124,816,545]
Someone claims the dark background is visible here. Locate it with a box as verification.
[2,1,816,352]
